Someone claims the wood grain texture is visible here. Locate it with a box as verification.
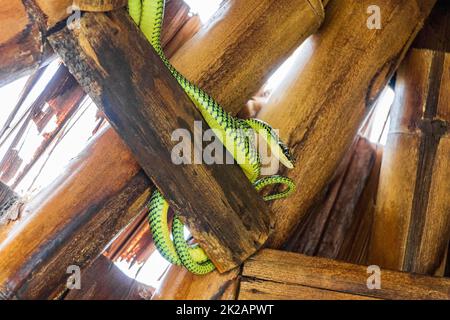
[239,278,377,300]
[240,249,450,300]
[256,0,437,248]
[73,0,128,12]
[368,7,450,274]
[0,182,19,225]
[153,265,240,300]
[0,128,148,299]
[30,0,127,28]
[48,10,272,272]
[0,0,54,86]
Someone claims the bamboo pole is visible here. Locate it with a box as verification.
[368,1,450,275]
[256,0,437,248]
[171,0,326,114]
[0,129,149,299]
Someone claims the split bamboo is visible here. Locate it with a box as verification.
[368,1,450,275]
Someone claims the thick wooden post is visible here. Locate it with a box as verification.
[368,2,450,275]
[48,10,272,273]
[256,0,437,248]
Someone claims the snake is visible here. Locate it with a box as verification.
[128,0,296,275]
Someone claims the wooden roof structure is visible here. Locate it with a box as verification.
[0,0,449,300]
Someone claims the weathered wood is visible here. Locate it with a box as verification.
[64,255,154,300]
[256,0,437,248]
[239,279,376,300]
[10,66,86,189]
[240,249,450,300]
[153,265,240,300]
[0,0,129,86]
[73,0,129,12]
[103,209,156,265]
[368,2,450,275]
[0,0,54,86]
[49,10,272,273]
[0,181,19,225]
[112,0,330,297]
[30,0,128,28]
[0,128,149,299]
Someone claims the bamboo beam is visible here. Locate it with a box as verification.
[48,10,272,273]
[0,128,149,299]
[256,0,437,248]
[240,249,450,300]
[171,0,326,114]
[368,1,450,275]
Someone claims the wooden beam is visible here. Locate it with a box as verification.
[0,2,191,299]
[368,1,450,275]
[256,0,437,248]
[130,0,330,298]
[239,249,450,300]
[48,10,272,273]
[0,0,129,87]
[0,0,54,87]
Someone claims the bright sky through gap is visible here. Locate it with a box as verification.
[184,0,222,22]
